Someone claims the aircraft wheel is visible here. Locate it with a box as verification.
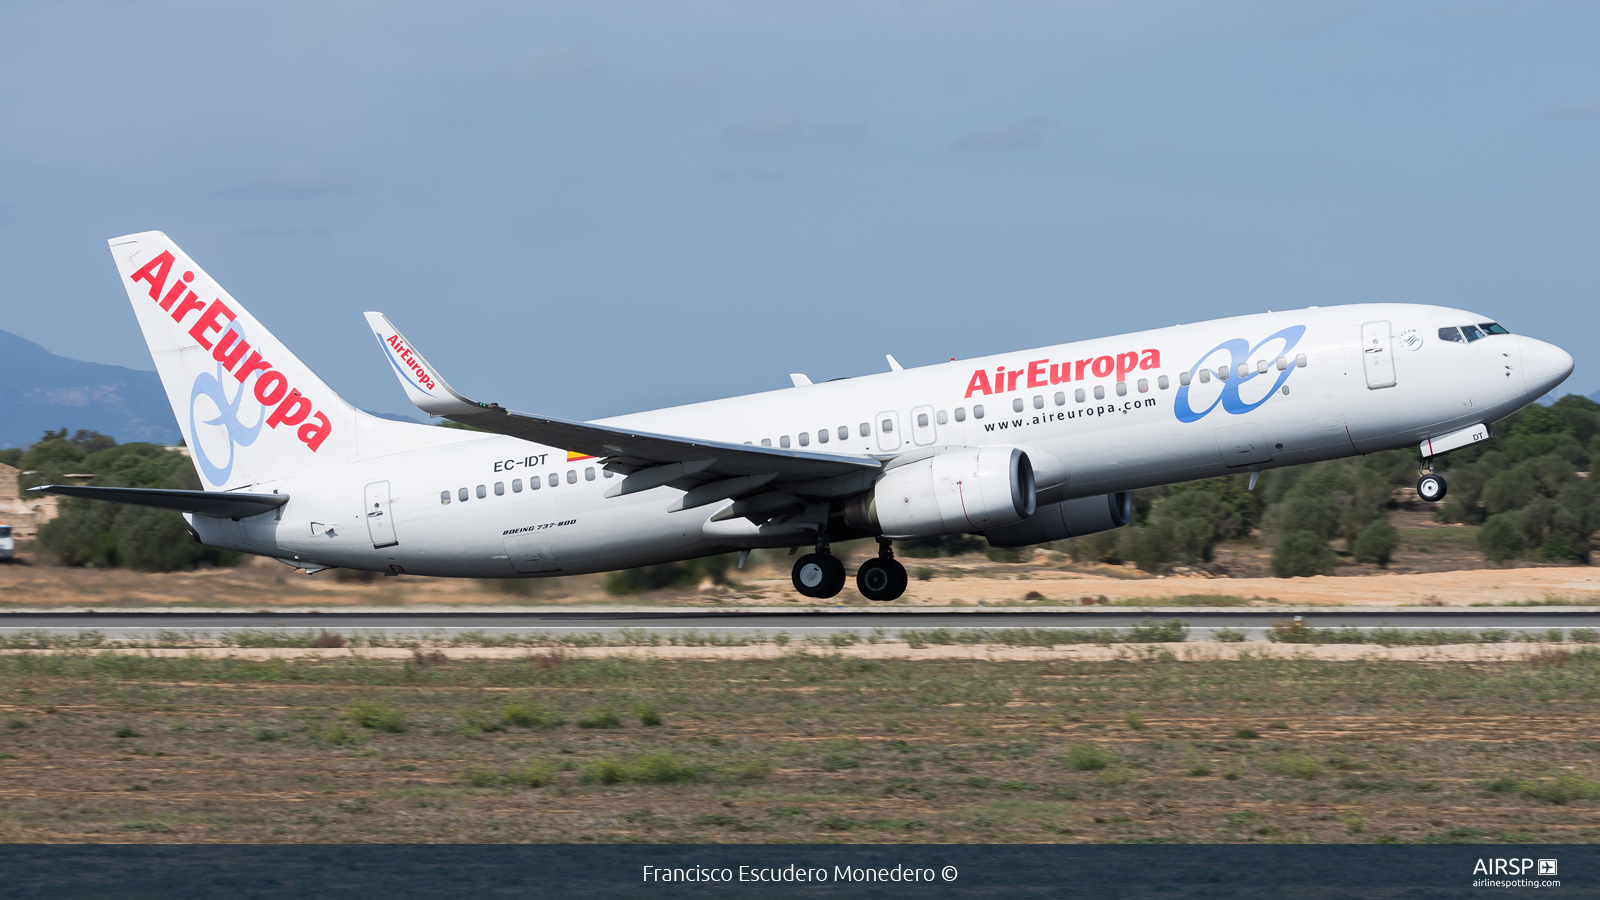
[856,557,907,602]
[793,554,847,599]
[1417,473,1447,503]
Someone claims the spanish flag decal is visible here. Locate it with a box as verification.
[566,451,595,462]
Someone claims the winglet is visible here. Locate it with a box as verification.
[789,373,812,387]
[363,312,483,418]
[886,354,904,372]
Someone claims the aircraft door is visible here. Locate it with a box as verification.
[875,411,902,452]
[1362,321,1396,389]
[363,481,399,548]
[910,405,936,446]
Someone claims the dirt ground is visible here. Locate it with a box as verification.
[2,535,1596,610]
[0,652,1595,844]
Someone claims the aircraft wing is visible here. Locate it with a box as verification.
[363,313,882,486]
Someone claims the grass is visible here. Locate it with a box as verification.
[345,701,405,733]
[2,652,1600,843]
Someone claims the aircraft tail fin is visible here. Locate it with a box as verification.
[108,231,363,490]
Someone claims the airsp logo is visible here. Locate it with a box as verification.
[1539,859,1558,876]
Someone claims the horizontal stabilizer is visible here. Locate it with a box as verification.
[30,485,288,519]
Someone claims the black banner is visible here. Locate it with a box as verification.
[0,844,1593,898]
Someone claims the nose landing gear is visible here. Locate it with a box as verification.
[792,537,847,599]
[856,538,908,602]
[1417,473,1447,503]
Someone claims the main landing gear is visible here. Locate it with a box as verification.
[792,539,847,600]
[856,538,908,603]
[790,537,909,601]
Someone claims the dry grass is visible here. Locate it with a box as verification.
[0,651,1597,844]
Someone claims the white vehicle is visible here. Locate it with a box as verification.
[0,525,12,561]
[33,231,1573,600]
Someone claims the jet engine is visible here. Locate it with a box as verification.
[983,491,1132,548]
[844,446,1035,538]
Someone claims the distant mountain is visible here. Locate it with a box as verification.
[1591,388,1600,405]
[0,329,179,449]
[0,329,429,450]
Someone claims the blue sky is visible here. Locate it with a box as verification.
[2,0,1597,420]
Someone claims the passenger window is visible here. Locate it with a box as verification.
[1439,327,1463,342]
[817,429,829,444]
[937,410,948,425]
[1012,398,1024,413]
[476,484,487,499]
[798,432,810,447]
[1138,378,1148,393]
[838,426,849,440]
[780,435,790,448]
[1094,385,1105,400]
[585,467,595,481]
[1217,366,1230,381]
[917,413,929,427]
[1256,360,1268,374]
[440,490,450,505]
[1462,325,1485,342]
[1198,369,1210,384]
[1158,375,1169,390]
[566,470,577,484]
[512,478,522,492]
[974,405,985,419]
[1033,395,1044,409]
[860,422,871,436]
[459,487,468,502]
[954,408,966,422]
[1481,322,1509,335]
[1075,388,1085,403]
[1237,363,1249,377]
[1054,392,1065,406]
[880,419,892,433]
[548,473,559,487]
[1276,356,1288,370]
[1179,371,1191,386]
[603,470,613,478]
[530,476,541,490]
[1115,382,1127,396]
[494,482,505,496]
[760,438,771,446]
[1295,353,1307,367]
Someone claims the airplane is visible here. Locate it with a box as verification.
[32,231,1574,601]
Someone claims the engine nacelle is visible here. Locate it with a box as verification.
[845,446,1035,538]
[984,491,1132,548]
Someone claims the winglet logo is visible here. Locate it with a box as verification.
[381,332,439,394]
[1174,325,1306,424]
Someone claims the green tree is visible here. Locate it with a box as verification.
[1272,530,1338,577]
[32,434,240,571]
[1352,520,1401,567]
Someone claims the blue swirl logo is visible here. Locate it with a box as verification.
[188,322,265,486]
[1174,324,1306,424]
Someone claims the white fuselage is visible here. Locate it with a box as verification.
[192,303,1570,577]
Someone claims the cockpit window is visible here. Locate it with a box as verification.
[1438,327,1463,342]
[1461,325,1486,342]
[1481,322,1509,335]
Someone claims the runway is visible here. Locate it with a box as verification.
[2,607,1596,642]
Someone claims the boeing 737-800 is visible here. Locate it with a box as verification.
[34,232,1575,601]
